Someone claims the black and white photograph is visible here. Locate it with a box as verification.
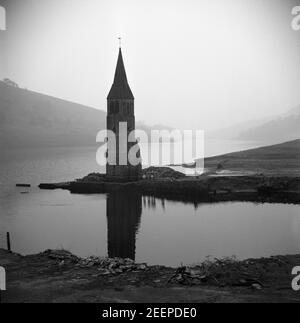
[0,0,300,308]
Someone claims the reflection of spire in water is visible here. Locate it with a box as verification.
[106,192,142,261]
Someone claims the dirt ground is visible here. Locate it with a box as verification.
[1,249,300,303]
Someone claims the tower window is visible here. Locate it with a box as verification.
[127,102,131,114]
[115,101,119,114]
[110,103,114,114]
[110,101,120,114]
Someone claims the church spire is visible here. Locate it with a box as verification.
[107,47,134,100]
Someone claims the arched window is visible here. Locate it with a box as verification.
[0,6,6,31]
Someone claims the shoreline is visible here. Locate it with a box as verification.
[38,138,300,204]
[39,173,300,205]
[1,248,299,303]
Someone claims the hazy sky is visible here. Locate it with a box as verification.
[1,0,300,130]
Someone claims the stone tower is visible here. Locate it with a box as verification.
[106,47,142,182]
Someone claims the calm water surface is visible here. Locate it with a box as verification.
[0,143,299,266]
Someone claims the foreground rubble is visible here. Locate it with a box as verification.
[41,251,292,290]
[2,248,299,303]
[43,250,155,275]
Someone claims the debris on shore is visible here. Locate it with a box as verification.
[168,257,265,288]
[40,250,294,290]
[78,256,148,275]
[2,248,300,303]
[42,250,149,275]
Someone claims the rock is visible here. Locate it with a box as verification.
[252,283,262,290]
[137,264,147,271]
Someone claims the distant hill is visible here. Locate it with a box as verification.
[237,105,300,143]
[207,105,300,144]
[0,81,107,149]
[204,139,300,176]
[206,116,272,140]
[0,81,170,149]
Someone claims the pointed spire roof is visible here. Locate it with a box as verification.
[107,48,134,100]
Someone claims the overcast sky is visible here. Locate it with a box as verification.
[0,0,300,130]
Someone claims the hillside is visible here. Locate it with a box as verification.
[0,81,107,148]
[237,105,300,142]
[204,139,300,176]
[207,105,300,144]
[206,116,272,140]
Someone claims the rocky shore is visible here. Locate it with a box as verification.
[1,248,300,303]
